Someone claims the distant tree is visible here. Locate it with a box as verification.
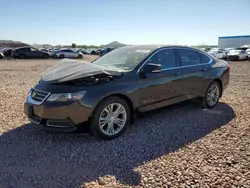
[71,43,76,48]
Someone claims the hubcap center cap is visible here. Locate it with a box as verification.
[110,116,115,122]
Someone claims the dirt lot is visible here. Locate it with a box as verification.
[0,58,249,188]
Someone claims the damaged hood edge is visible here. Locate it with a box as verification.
[41,59,124,83]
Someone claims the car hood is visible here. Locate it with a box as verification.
[41,59,123,83]
[228,52,240,55]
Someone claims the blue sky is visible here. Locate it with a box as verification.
[1,0,250,45]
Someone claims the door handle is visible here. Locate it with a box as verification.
[200,68,208,72]
[172,72,181,76]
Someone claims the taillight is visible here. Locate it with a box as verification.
[228,64,231,71]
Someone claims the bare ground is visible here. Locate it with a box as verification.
[0,58,249,188]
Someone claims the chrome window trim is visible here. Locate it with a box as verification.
[136,47,173,74]
[27,88,51,105]
[175,47,213,66]
[136,46,213,74]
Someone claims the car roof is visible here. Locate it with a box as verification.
[14,46,31,50]
[121,45,205,52]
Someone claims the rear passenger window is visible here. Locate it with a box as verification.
[147,49,176,69]
[177,49,201,66]
[200,53,211,64]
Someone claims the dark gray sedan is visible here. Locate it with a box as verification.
[24,45,230,139]
[12,47,50,59]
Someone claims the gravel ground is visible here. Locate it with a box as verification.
[0,59,249,188]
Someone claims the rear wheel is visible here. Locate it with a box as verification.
[43,54,49,59]
[19,54,26,59]
[201,81,221,109]
[59,54,65,59]
[90,96,130,140]
[235,56,239,61]
[77,54,83,59]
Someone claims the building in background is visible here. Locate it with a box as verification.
[218,35,250,48]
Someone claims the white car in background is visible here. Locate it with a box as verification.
[227,50,248,61]
[246,49,250,55]
[208,49,227,59]
[51,49,83,59]
[246,49,250,61]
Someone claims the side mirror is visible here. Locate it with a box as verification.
[142,63,162,73]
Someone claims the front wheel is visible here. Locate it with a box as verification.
[90,96,130,139]
[19,54,26,59]
[201,81,221,109]
[42,54,49,59]
[59,54,65,59]
[77,54,83,59]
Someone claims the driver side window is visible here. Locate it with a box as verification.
[147,49,177,69]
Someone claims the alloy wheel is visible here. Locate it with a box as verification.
[99,103,127,136]
[207,84,220,107]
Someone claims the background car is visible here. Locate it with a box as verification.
[246,48,250,55]
[12,47,50,59]
[76,49,88,54]
[208,49,227,59]
[247,49,250,61]
[0,52,4,59]
[51,49,83,59]
[0,47,13,58]
[227,49,248,61]
[201,47,211,52]
[40,48,50,53]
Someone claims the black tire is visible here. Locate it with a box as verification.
[59,54,65,59]
[201,81,221,109]
[90,96,130,140]
[19,54,26,59]
[43,54,49,59]
[235,56,239,61]
[77,54,83,59]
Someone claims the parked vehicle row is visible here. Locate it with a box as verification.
[76,47,114,55]
[227,49,248,61]
[1,46,249,61]
[0,47,85,59]
[204,47,249,61]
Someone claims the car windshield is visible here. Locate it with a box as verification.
[92,46,153,71]
[209,49,218,52]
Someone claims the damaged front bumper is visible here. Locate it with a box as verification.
[24,94,92,132]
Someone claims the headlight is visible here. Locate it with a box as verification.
[46,91,86,102]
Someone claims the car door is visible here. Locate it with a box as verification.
[66,50,73,58]
[71,50,78,58]
[22,47,32,57]
[137,48,184,111]
[30,47,41,58]
[241,51,248,59]
[176,48,213,99]
[62,50,69,58]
